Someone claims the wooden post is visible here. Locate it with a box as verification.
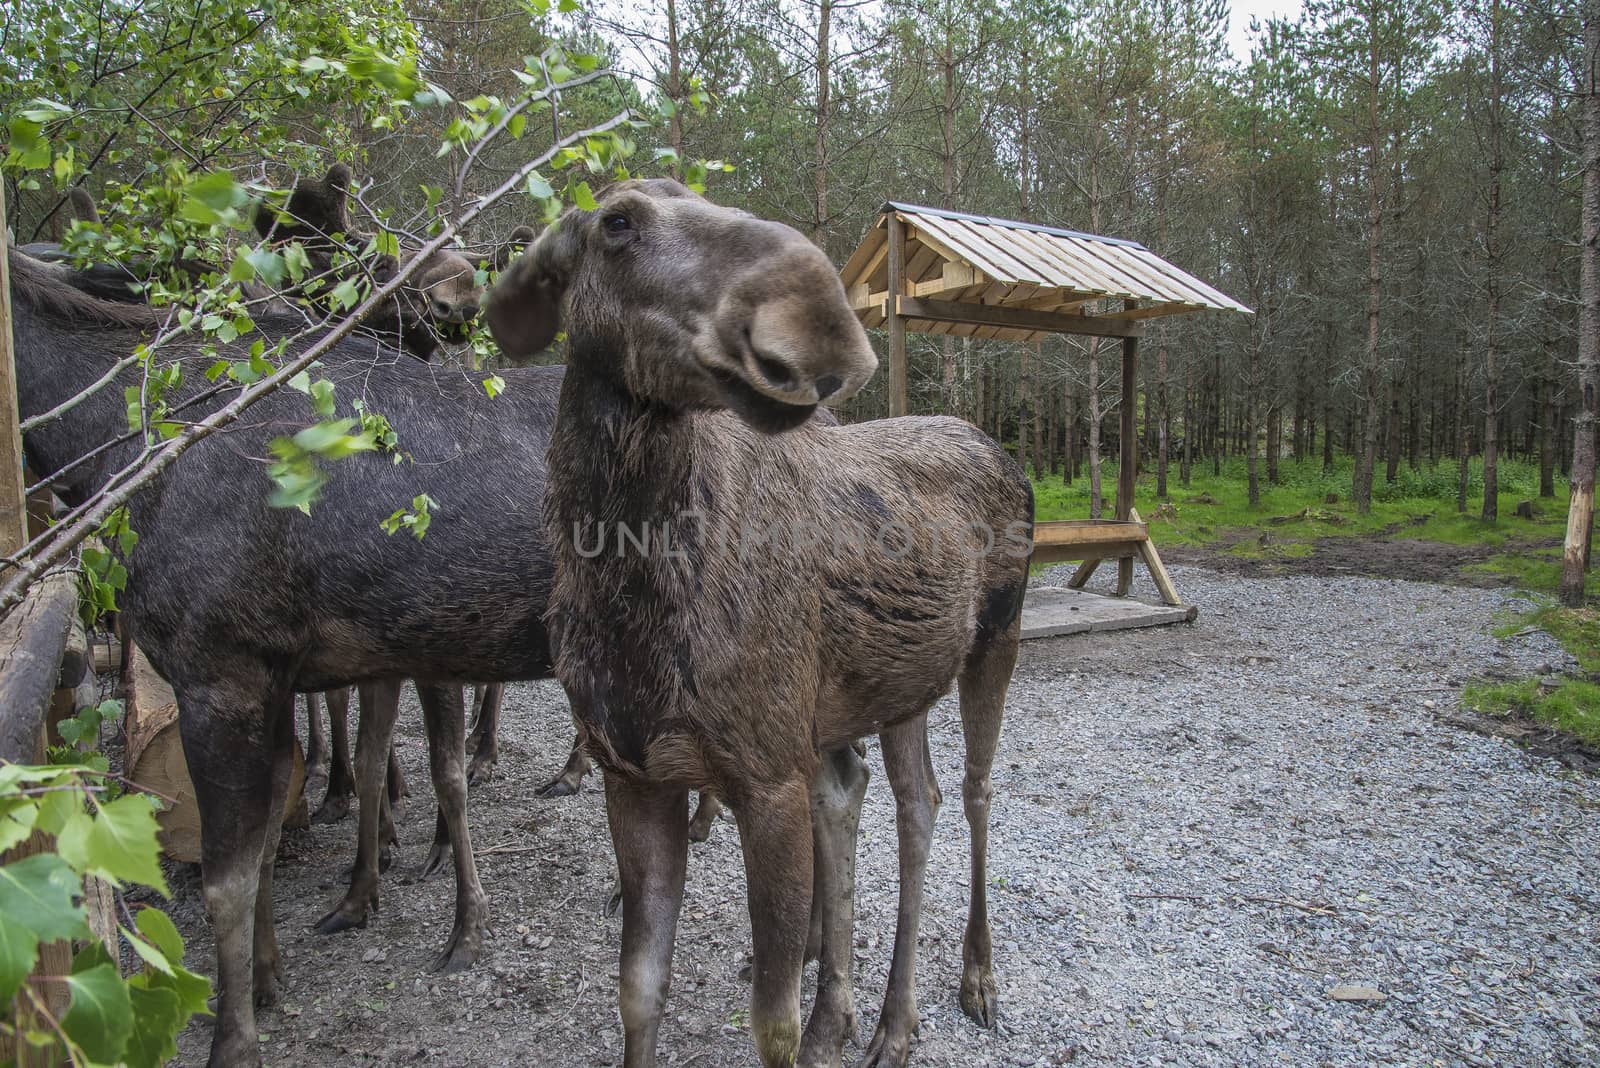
[0,182,26,559]
[1117,335,1139,520]
[1116,335,1139,595]
[887,211,908,417]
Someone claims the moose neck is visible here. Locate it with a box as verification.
[546,353,701,530]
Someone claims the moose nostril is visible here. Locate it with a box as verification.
[460,303,480,321]
[753,353,795,390]
[431,299,452,319]
[815,374,843,401]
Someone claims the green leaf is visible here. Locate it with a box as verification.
[0,800,38,854]
[0,853,89,943]
[571,181,598,211]
[0,913,40,1005]
[120,925,175,976]
[482,375,505,399]
[62,962,134,1064]
[133,907,185,967]
[123,984,183,1068]
[56,793,169,894]
[526,172,554,200]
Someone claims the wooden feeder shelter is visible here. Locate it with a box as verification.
[840,202,1251,606]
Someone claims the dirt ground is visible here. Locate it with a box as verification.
[165,562,1600,1068]
[1161,535,1525,588]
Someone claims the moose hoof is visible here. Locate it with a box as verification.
[430,925,483,974]
[312,793,353,825]
[378,846,394,874]
[854,1021,913,1068]
[467,754,497,787]
[534,774,580,799]
[959,967,998,1029]
[419,843,450,882]
[312,905,369,936]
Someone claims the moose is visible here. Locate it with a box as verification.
[489,179,1032,1068]
[8,246,573,1067]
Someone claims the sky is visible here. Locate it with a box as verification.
[1226,0,1306,60]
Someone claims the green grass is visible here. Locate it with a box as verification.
[1462,677,1600,747]
[1031,454,1572,588]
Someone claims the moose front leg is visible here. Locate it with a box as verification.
[737,776,815,1068]
[799,746,869,1068]
[606,774,689,1068]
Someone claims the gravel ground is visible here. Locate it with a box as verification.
[170,564,1600,1066]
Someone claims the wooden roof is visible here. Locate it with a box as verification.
[840,202,1252,342]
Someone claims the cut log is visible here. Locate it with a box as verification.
[125,645,306,863]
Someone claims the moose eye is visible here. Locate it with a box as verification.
[603,213,631,234]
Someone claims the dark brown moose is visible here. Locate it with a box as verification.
[489,179,1032,1068]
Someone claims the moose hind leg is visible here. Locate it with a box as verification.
[304,691,328,787]
[799,745,870,1068]
[956,624,1017,1029]
[466,682,502,786]
[416,682,488,972]
[536,734,592,798]
[607,776,689,1068]
[316,679,402,934]
[858,717,940,1068]
[686,790,723,843]
[176,672,283,1068]
[312,686,355,824]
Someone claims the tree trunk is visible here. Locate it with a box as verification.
[1353,20,1383,514]
[811,0,832,246]
[1267,405,1281,485]
[1181,357,1193,487]
[1064,383,1076,485]
[1561,0,1600,606]
[1483,0,1503,521]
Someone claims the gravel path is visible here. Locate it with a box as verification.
[171,565,1600,1066]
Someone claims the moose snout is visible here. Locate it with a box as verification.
[431,297,480,325]
[742,296,877,406]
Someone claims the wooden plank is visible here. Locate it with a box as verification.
[897,297,1145,340]
[1030,539,1148,566]
[1125,245,1252,313]
[1130,508,1184,606]
[907,213,1029,283]
[1031,519,1149,547]
[887,213,908,417]
[988,225,1077,287]
[1004,226,1107,293]
[1092,241,1205,305]
[1020,587,1193,640]
[1067,558,1101,589]
[934,215,1049,285]
[839,218,886,287]
[1118,333,1139,520]
[1104,301,1207,321]
[1054,235,1147,299]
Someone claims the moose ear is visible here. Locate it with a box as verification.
[493,225,537,272]
[487,223,577,359]
[324,163,352,195]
